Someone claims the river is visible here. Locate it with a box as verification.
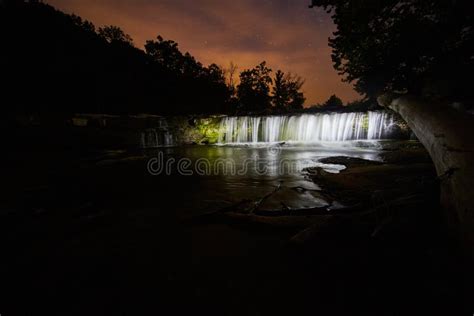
[143,140,389,217]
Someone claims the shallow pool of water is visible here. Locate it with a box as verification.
[143,140,390,216]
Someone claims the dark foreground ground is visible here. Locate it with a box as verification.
[0,127,472,315]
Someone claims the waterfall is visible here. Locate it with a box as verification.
[141,129,174,148]
[367,111,393,140]
[218,111,394,144]
[140,118,174,148]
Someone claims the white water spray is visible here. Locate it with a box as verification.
[218,111,394,144]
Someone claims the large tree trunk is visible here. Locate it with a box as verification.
[378,94,474,257]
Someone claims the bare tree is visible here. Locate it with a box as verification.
[224,61,238,92]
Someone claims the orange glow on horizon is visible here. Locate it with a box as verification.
[46,0,360,106]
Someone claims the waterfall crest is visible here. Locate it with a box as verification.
[218,111,394,144]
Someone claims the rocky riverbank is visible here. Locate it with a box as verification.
[185,143,471,314]
[193,142,438,240]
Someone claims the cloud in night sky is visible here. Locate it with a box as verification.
[46,0,360,105]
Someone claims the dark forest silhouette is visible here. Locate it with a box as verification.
[1,0,231,117]
[1,0,312,120]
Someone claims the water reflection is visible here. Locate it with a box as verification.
[145,141,384,216]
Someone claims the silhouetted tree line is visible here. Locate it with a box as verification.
[236,61,306,114]
[292,94,379,113]
[0,0,230,118]
[0,0,308,120]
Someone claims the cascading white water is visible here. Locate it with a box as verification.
[218,111,394,144]
[367,111,393,140]
[141,129,174,148]
[140,118,174,148]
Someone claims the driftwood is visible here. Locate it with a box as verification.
[290,194,428,244]
[248,183,282,214]
[189,154,435,246]
[191,187,428,246]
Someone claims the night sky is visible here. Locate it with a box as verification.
[47,0,360,105]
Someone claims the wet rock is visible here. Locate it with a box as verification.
[378,140,425,151]
[386,124,404,139]
[379,148,433,164]
[318,156,382,167]
[307,156,437,206]
[257,188,329,213]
